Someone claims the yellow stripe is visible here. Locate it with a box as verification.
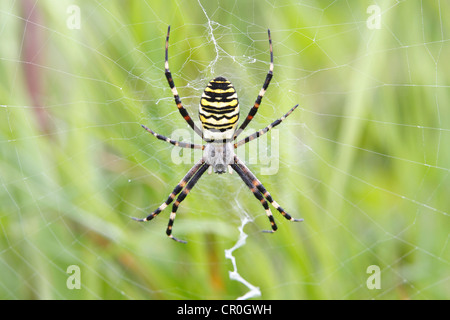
[201,98,238,108]
[210,80,230,84]
[204,87,235,93]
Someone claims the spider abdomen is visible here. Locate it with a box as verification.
[199,76,239,141]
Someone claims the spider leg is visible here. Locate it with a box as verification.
[166,163,210,243]
[141,124,204,150]
[234,104,298,148]
[132,158,205,222]
[164,26,203,138]
[231,163,277,232]
[233,29,273,140]
[235,156,303,223]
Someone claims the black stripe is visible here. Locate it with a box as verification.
[202,90,236,101]
[178,107,190,118]
[248,107,258,117]
[209,77,232,86]
[199,112,239,121]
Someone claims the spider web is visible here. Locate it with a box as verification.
[0,0,449,300]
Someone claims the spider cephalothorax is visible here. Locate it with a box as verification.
[134,26,302,243]
[203,142,234,174]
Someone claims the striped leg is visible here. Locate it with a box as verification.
[167,163,210,243]
[141,125,204,150]
[234,104,299,148]
[133,159,205,223]
[234,29,274,139]
[231,163,277,232]
[164,26,203,138]
[235,156,303,223]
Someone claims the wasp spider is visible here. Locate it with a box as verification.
[134,26,302,243]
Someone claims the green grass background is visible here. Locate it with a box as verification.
[0,0,449,299]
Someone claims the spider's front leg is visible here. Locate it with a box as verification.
[164,25,203,138]
[141,124,204,150]
[233,29,274,139]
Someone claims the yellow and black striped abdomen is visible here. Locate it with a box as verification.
[199,76,239,141]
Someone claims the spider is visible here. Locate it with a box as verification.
[134,26,302,243]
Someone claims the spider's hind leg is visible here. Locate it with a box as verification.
[165,163,210,243]
[234,156,303,229]
[231,163,278,233]
[132,159,205,227]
